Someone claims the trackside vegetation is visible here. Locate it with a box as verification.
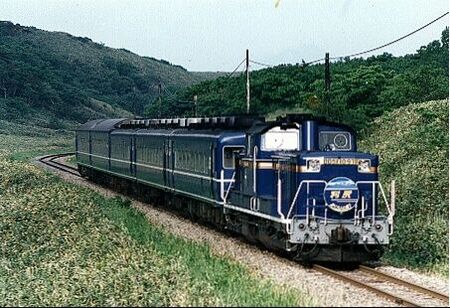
[0,120,73,161]
[0,128,314,306]
[360,99,449,276]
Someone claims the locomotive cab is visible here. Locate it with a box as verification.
[227,114,396,262]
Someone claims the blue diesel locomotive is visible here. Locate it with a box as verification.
[76,114,396,263]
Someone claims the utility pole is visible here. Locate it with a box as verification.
[324,52,331,117]
[246,49,250,114]
[193,95,198,117]
[158,82,162,118]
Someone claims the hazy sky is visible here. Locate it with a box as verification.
[1,0,448,71]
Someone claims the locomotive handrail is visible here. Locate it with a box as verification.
[286,180,327,219]
[286,180,396,235]
[355,180,395,235]
[389,180,396,235]
[223,171,236,202]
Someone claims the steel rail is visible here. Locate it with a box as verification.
[39,153,80,177]
[313,264,421,307]
[49,155,79,172]
[359,265,449,303]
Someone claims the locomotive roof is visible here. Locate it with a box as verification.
[247,114,356,136]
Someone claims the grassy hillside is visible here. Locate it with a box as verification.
[0,125,313,306]
[0,21,217,128]
[359,99,448,275]
[149,28,449,133]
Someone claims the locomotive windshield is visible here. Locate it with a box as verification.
[319,131,352,151]
[260,126,300,151]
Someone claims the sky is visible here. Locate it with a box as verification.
[1,0,448,72]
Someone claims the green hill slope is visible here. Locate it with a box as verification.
[0,21,214,127]
[359,99,448,274]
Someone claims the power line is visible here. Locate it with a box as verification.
[249,59,273,68]
[304,11,449,66]
[226,58,246,78]
[155,10,449,106]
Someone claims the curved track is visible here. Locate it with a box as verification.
[39,153,449,307]
[38,153,80,177]
[313,264,449,307]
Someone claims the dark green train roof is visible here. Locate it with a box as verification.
[76,118,126,132]
[76,114,355,135]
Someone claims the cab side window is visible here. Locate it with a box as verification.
[223,147,243,169]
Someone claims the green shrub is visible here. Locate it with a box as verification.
[360,99,448,273]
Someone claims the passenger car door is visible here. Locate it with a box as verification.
[164,139,175,188]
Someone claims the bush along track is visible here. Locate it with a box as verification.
[0,149,313,306]
[359,99,449,276]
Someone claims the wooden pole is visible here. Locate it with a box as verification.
[158,82,162,118]
[324,53,330,117]
[193,95,198,117]
[246,49,250,114]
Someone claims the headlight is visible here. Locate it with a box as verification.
[333,133,349,149]
[358,159,371,173]
[307,159,321,172]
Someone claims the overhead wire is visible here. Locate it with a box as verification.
[249,59,273,68]
[303,11,449,66]
[226,58,246,78]
[155,10,449,108]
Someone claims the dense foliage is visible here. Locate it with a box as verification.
[148,28,449,132]
[360,99,448,272]
[0,21,212,128]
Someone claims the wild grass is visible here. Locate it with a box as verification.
[0,120,74,161]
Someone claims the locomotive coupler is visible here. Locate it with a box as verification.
[330,226,360,244]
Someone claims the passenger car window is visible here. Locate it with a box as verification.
[223,147,243,169]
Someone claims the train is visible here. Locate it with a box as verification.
[75,114,396,263]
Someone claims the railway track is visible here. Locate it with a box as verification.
[38,153,80,177]
[38,152,449,307]
[313,264,449,307]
